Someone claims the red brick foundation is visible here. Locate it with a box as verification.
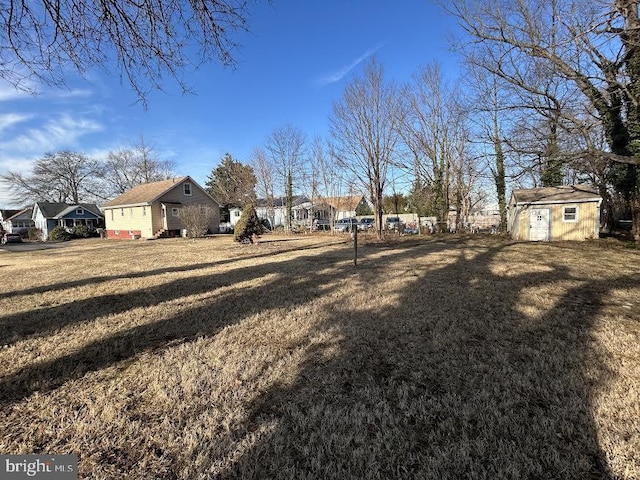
[106,230,142,239]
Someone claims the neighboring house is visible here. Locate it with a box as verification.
[103,176,220,239]
[508,185,602,241]
[3,208,35,235]
[33,202,104,239]
[254,194,371,229]
[255,196,311,229]
[324,195,370,220]
[1,209,22,233]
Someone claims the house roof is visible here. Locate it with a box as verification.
[511,185,601,204]
[104,177,190,207]
[0,209,20,220]
[54,204,103,218]
[324,195,365,211]
[6,207,33,221]
[255,195,310,208]
[35,202,103,218]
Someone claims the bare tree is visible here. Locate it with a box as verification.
[265,125,307,233]
[178,204,215,239]
[0,0,262,105]
[1,151,102,204]
[251,147,276,227]
[329,59,403,238]
[446,0,640,238]
[310,136,345,231]
[101,138,175,197]
[400,64,468,231]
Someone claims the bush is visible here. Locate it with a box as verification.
[71,224,90,238]
[48,226,71,241]
[234,204,264,243]
[27,228,43,241]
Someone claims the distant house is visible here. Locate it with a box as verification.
[324,195,371,219]
[3,208,36,235]
[103,176,220,239]
[1,208,23,233]
[508,185,602,241]
[254,194,371,230]
[255,196,311,229]
[33,202,104,240]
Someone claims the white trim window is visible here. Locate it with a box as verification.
[171,207,179,217]
[183,183,192,196]
[563,205,578,222]
[76,207,84,215]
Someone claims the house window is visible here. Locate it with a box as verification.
[143,206,147,217]
[183,183,192,196]
[563,206,578,222]
[76,207,84,215]
[234,210,240,217]
[172,207,179,216]
[121,208,124,217]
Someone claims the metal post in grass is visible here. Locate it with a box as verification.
[352,222,358,267]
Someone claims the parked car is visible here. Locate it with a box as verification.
[357,217,374,231]
[334,217,358,232]
[312,218,330,231]
[1,233,23,244]
[385,216,403,230]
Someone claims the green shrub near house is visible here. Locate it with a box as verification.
[48,226,71,241]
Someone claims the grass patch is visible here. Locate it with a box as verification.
[0,234,639,479]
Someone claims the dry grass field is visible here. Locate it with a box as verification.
[0,234,639,479]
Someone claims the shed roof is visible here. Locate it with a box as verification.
[511,185,601,204]
[104,177,189,207]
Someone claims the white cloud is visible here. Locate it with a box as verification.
[0,114,103,154]
[315,45,383,87]
[0,113,32,132]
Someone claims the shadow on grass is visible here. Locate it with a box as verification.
[210,241,638,479]
[2,238,637,478]
[0,241,343,345]
[0,241,365,403]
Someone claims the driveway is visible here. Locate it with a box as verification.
[0,242,70,252]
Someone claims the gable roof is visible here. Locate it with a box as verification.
[324,195,366,211]
[511,185,601,205]
[54,204,103,218]
[0,209,20,221]
[34,202,103,219]
[6,208,33,221]
[104,177,190,207]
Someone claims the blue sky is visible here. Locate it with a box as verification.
[0,1,461,208]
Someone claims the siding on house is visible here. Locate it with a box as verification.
[509,185,601,241]
[104,177,220,239]
[104,205,154,239]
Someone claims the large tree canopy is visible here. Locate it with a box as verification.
[0,0,260,104]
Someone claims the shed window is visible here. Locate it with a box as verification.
[183,183,192,196]
[563,206,578,222]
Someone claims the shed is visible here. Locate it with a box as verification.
[508,185,602,241]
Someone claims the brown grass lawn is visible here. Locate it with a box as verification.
[0,234,639,479]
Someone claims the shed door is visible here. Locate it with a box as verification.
[529,208,550,241]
